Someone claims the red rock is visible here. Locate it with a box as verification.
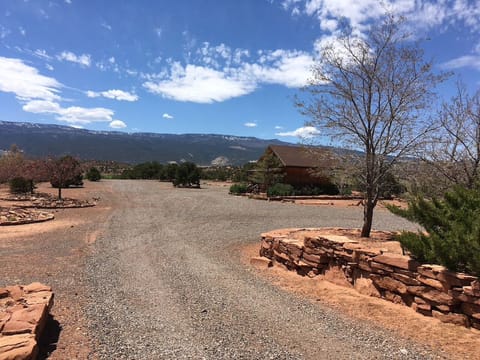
[370,275,408,295]
[407,286,456,305]
[460,302,480,316]
[412,302,432,316]
[391,273,421,286]
[372,254,419,271]
[250,257,273,268]
[0,333,38,360]
[416,275,446,291]
[302,253,329,265]
[434,304,453,313]
[472,280,480,291]
[384,291,404,304]
[22,283,51,294]
[432,310,470,327]
[370,262,394,273]
[303,246,326,256]
[417,264,446,279]
[4,286,23,302]
[2,304,48,336]
[463,286,480,297]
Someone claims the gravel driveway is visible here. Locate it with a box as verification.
[86,180,439,359]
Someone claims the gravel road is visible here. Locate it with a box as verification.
[86,180,440,359]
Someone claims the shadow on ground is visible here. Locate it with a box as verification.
[37,315,61,359]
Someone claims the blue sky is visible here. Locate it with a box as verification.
[1,0,480,143]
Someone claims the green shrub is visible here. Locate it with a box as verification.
[86,167,101,181]
[9,177,31,194]
[229,183,248,195]
[267,183,294,197]
[387,186,480,276]
[173,162,200,188]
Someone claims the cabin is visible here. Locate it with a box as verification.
[255,144,337,189]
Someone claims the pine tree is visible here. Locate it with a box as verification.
[387,186,480,276]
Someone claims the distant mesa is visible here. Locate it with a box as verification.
[0,121,290,166]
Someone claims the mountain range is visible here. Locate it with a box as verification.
[0,121,291,165]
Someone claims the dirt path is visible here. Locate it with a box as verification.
[86,181,444,359]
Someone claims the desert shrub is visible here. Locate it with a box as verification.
[293,184,339,196]
[173,162,200,188]
[86,167,101,181]
[9,177,31,194]
[267,183,294,197]
[387,185,480,276]
[229,183,248,195]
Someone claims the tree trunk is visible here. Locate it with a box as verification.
[361,199,375,237]
[58,187,62,200]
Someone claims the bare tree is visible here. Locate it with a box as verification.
[297,15,446,237]
[421,82,480,190]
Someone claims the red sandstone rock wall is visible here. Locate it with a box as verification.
[0,283,54,360]
[260,230,480,329]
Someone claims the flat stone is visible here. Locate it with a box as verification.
[391,273,421,286]
[411,302,432,316]
[250,257,273,268]
[416,275,446,291]
[370,275,408,295]
[463,286,480,297]
[408,286,456,306]
[2,304,48,336]
[0,333,37,360]
[22,283,51,294]
[370,261,394,272]
[4,286,23,302]
[472,280,480,291]
[372,253,419,271]
[317,234,357,244]
[432,310,470,327]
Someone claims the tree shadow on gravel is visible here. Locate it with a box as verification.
[37,315,62,359]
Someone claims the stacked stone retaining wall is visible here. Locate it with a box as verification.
[0,283,54,360]
[260,228,480,329]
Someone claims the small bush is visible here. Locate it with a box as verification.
[387,185,480,276]
[9,177,31,194]
[229,183,248,195]
[86,167,101,181]
[267,183,294,197]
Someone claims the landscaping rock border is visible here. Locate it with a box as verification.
[259,228,480,330]
[0,283,54,360]
[1,193,96,209]
[0,208,54,226]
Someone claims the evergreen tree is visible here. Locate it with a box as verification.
[387,186,480,276]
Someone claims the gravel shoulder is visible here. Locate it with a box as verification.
[86,180,444,359]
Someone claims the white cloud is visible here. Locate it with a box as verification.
[286,0,480,35]
[0,56,61,101]
[19,26,26,36]
[23,99,116,125]
[276,126,321,139]
[441,55,480,70]
[275,125,284,130]
[45,63,54,71]
[86,89,139,101]
[144,62,256,103]
[109,120,127,129]
[57,51,91,67]
[101,22,112,31]
[162,113,174,119]
[33,49,53,60]
[143,48,313,103]
[155,27,162,38]
[0,25,10,39]
[244,122,257,127]
[65,0,72,4]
